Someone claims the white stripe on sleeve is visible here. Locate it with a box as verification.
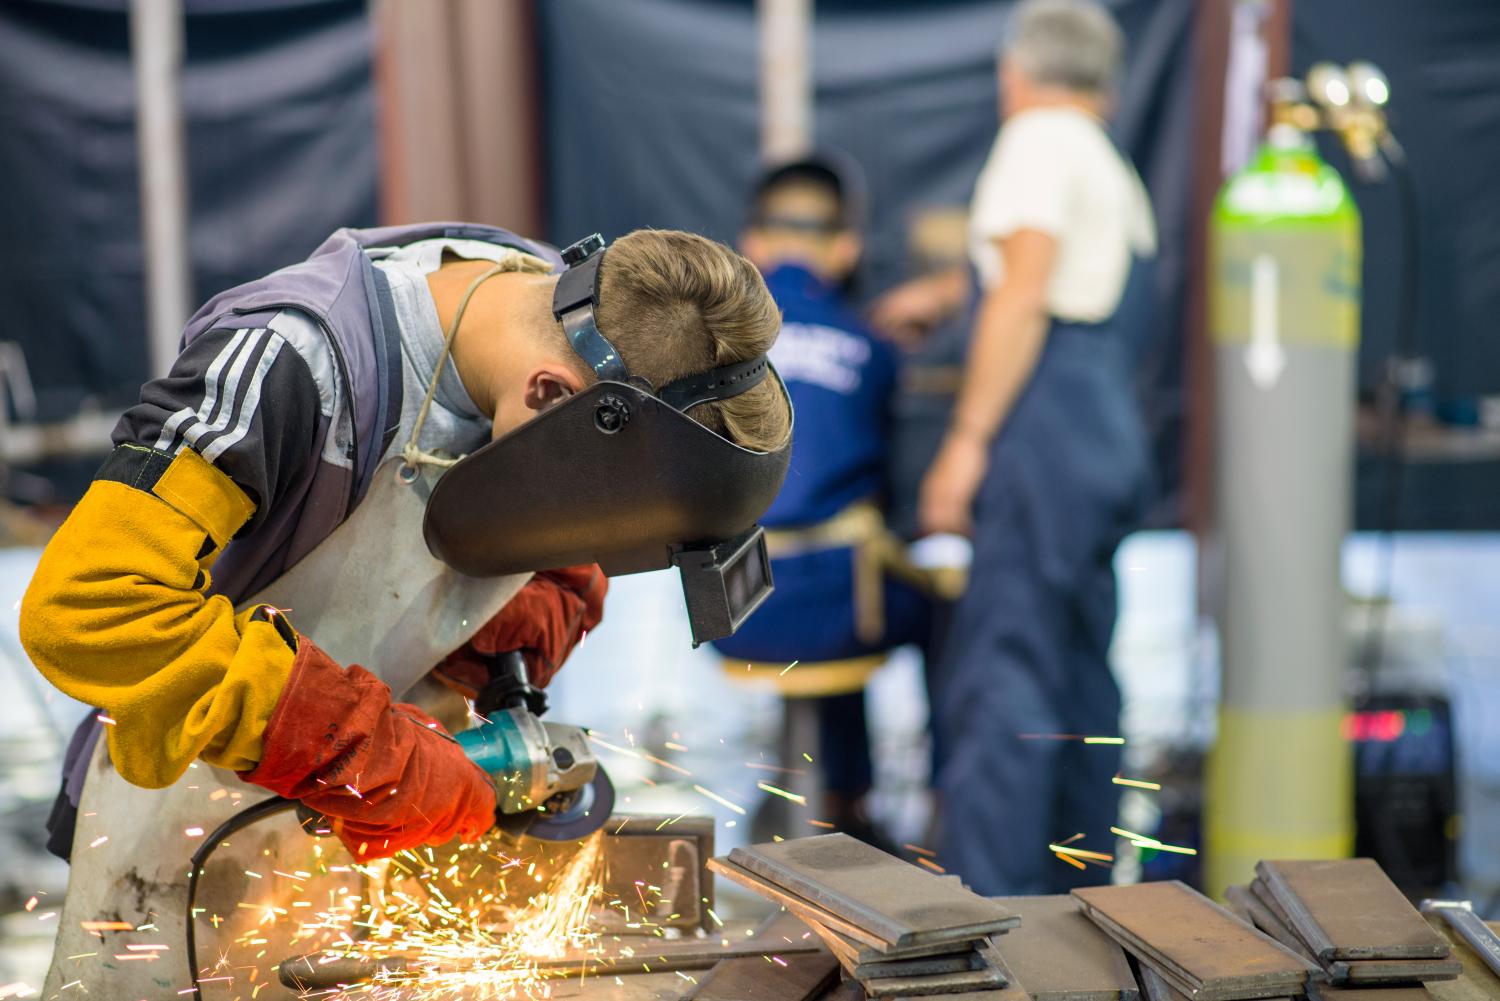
[153,328,255,452]
[183,329,268,451]
[201,334,287,462]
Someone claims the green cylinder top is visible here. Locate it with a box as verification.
[1213,132,1359,227]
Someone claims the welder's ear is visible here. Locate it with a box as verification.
[523,364,585,412]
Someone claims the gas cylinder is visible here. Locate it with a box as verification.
[1204,122,1362,894]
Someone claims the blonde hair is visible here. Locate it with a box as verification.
[591,229,792,454]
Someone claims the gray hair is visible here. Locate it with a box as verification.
[1003,0,1124,95]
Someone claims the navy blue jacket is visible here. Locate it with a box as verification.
[715,264,927,663]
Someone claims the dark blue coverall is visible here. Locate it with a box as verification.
[931,255,1152,894]
[715,263,929,798]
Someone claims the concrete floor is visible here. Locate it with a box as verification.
[1,530,1497,991]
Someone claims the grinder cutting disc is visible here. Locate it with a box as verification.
[497,768,616,842]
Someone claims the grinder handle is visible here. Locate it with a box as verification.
[475,650,548,717]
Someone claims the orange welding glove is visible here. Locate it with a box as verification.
[433,564,607,695]
[240,637,497,859]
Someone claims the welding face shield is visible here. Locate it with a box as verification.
[423,234,792,645]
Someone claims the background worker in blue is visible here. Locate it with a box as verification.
[714,155,931,846]
[917,0,1157,893]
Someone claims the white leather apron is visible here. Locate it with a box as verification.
[44,458,530,997]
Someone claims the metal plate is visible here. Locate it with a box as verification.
[861,944,1008,998]
[804,918,987,966]
[279,918,825,992]
[1137,962,1193,1001]
[1072,882,1315,1001]
[1256,860,1449,962]
[1425,915,1500,1001]
[851,953,987,982]
[1307,986,1434,1001]
[727,836,1019,950]
[992,895,1141,1001]
[1340,958,1462,984]
[1228,883,1321,966]
[597,815,715,932]
[808,921,985,981]
[710,857,902,952]
[688,945,840,1001]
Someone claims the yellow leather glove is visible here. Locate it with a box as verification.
[21,445,297,788]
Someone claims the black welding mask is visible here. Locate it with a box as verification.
[424,234,792,645]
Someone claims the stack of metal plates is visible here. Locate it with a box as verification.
[708,834,1020,997]
[1072,881,1319,1001]
[1224,859,1463,997]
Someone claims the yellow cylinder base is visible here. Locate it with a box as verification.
[1203,706,1354,898]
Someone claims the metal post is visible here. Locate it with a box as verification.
[758,0,812,161]
[131,0,192,379]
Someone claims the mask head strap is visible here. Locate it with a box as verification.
[552,234,631,384]
[553,233,773,414]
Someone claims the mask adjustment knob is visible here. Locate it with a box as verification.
[594,395,631,434]
[561,233,605,266]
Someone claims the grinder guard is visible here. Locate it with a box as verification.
[423,378,791,643]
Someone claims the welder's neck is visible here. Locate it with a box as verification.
[427,264,555,421]
[1005,89,1107,122]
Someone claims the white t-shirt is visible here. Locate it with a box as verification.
[968,106,1157,322]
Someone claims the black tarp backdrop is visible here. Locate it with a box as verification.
[540,0,1199,527]
[0,0,377,429]
[1293,0,1500,530]
[541,0,1500,531]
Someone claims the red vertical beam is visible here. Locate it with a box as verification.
[372,0,544,232]
[1183,0,1233,540]
[1184,0,1293,536]
[1265,0,1293,81]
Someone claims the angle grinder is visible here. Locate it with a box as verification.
[294,650,615,844]
[456,650,615,842]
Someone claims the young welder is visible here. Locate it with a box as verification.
[21,223,793,865]
[714,155,931,847]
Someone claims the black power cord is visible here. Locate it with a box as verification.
[184,796,297,1001]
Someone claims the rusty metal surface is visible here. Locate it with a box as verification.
[902,987,1030,1001]
[1307,986,1433,1001]
[860,944,1008,998]
[1256,860,1449,962]
[992,895,1141,1001]
[1073,882,1315,1001]
[727,836,1018,949]
[1339,958,1462,984]
[1220,888,1255,926]
[537,970,691,1001]
[805,918,988,965]
[807,918,985,980]
[850,953,987,981]
[1226,884,1320,966]
[279,920,822,993]
[711,857,897,951]
[1233,884,1459,986]
[822,980,867,1001]
[601,816,716,931]
[1137,962,1194,1001]
[687,947,841,1001]
[1425,915,1500,1001]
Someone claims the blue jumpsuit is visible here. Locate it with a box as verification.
[715,263,930,797]
[932,256,1152,894]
